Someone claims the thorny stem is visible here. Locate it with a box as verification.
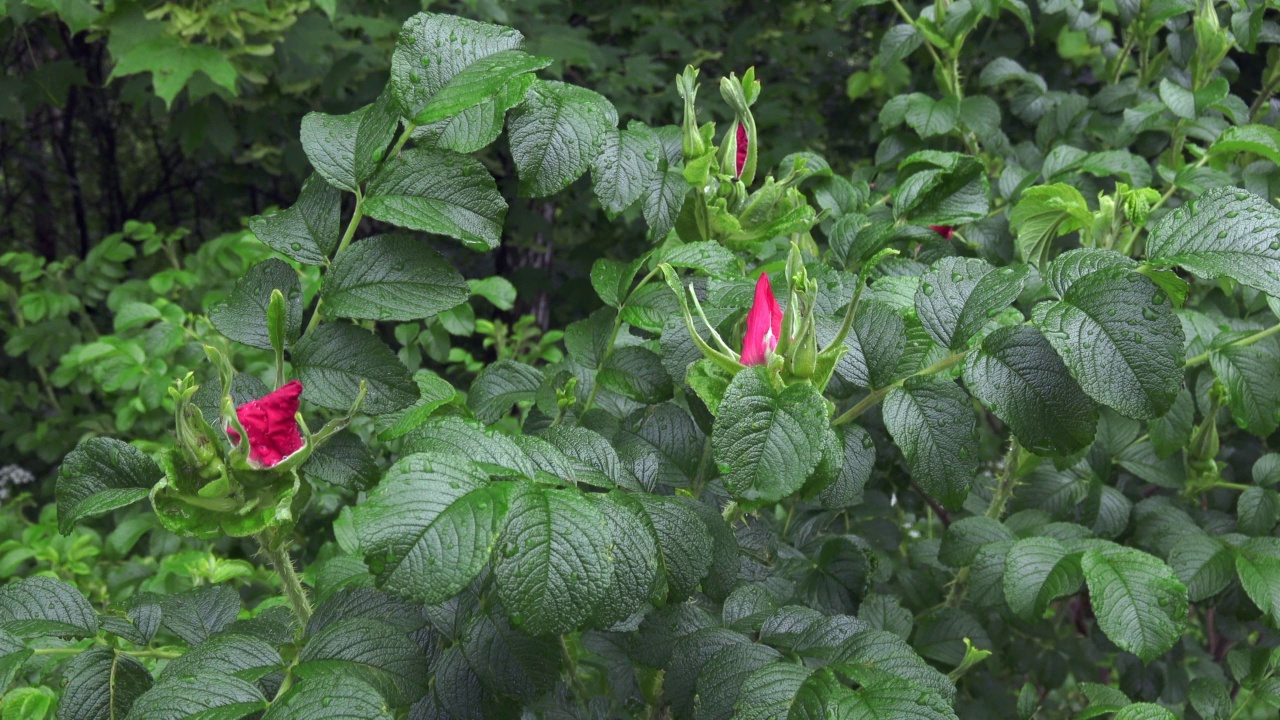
[257,532,312,628]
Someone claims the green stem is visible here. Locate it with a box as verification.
[831,350,970,426]
[333,191,364,259]
[1186,322,1280,367]
[257,533,312,628]
[946,439,1022,607]
[32,646,182,659]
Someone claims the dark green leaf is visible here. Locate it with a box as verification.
[711,367,829,503]
[56,437,162,535]
[292,323,418,415]
[883,377,978,510]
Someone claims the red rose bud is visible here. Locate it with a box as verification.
[735,123,749,178]
[227,381,304,468]
[742,274,783,366]
[929,225,955,240]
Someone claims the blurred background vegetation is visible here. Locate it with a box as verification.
[1,0,883,482]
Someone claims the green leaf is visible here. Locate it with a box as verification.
[300,92,400,193]
[296,618,429,706]
[1167,533,1234,601]
[248,174,342,266]
[459,612,560,702]
[591,492,660,627]
[1114,704,1178,720]
[659,242,739,277]
[210,259,302,350]
[400,416,537,479]
[893,151,989,226]
[711,367,829,504]
[831,630,957,702]
[322,235,468,322]
[905,94,960,138]
[1033,267,1184,420]
[1008,184,1092,267]
[374,372,457,441]
[158,634,281,683]
[634,494,713,601]
[938,517,1016,568]
[414,74,536,154]
[1236,542,1280,625]
[123,675,266,720]
[695,643,783,720]
[1002,537,1082,620]
[1188,678,1231,720]
[508,80,618,197]
[363,147,507,251]
[353,452,509,605]
[56,647,152,720]
[1207,124,1280,167]
[1158,78,1196,120]
[1149,387,1194,458]
[390,13,525,121]
[56,437,162,535]
[292,323,418,415]
[494,485,613,635]
[159,585,240,645]
[644,168,688,241]
[590,257,646,308]
[302,430,379,490]
[1209,337,1280,436]
[469,276,517,310]
[963,325,1097,455]
[1238,487,1280,536]
[1044,249,1135,298]
[599,346,674,404]
[409,50,551,126]
[732,662,812,720]
[262,677,394,720]
[883,377,978,510]
[591,124,662,218]
[1082,546,1187,663]
[108,36,237,109]
[469,360,544,424]
[817,424,875,509]
[0,576,97,639]
[914,257,1028,350]
[1146,187,1280,297]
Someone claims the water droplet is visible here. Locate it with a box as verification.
[986,308,999,318]
[1142,307,1158,321]
[1107,308,1117,317]
[1217,230,1228,239]
[922,283,934,296]
[951,272,964,282]
[322,697,332,707]
[861,434,874,449]
[291,242,302,251]
[372,149,384,163]
[420,56,431,67]
[1226,211,1239,218]
[1271,241,1280,251]
[1152,291,1166,305]
[409,71,421,83]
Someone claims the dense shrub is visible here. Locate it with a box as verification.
[4,1,1280,719]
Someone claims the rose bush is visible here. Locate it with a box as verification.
[5,2,1280,719]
